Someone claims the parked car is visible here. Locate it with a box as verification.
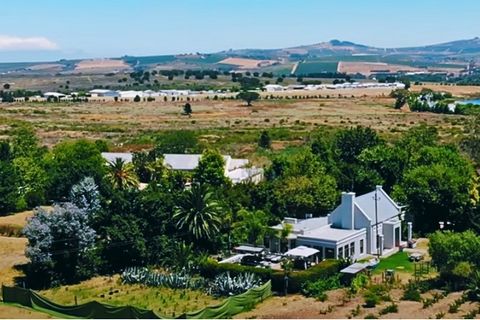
[240,255,262,266]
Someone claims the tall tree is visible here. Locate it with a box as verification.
[105,158,139,190]
[193,149,230,188]
[232,209,269,246]
[23,203,98,285]
[46,140,106,200]
[237,91,260,106]
[173,184,223,242]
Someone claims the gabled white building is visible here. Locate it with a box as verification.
[101,152,264,184]
[270,186,406,260]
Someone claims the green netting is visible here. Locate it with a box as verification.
[1,281,272,319]
[185,281,272,319]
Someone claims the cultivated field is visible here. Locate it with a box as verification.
[338,62,421,75]
[218,57,277,69]
[74,59,130,72]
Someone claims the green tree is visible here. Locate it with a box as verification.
[266,149,338,217]
[105,158,139,190]
[258,130,271,149]
[232,209,269,245]
[3,83,10,90]
[429,230,480,282]
[334,126,382,163]
[155,130,200,154]
[10,125,43,158]
[13,157,48,207]
[46,140,106,200]
[173,184,223,242]
[237,91,260,106]
[393,162,477,234]
[193,149,230,188]
[133,95,141,102]
[0,160,19,215]
[390,89,410,109]
[183,102,192,116]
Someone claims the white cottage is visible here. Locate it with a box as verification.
[270,186,406,260]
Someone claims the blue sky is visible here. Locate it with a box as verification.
[1,0,479,62]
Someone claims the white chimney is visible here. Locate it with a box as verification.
[341,192,355,230]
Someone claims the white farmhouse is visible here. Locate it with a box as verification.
[270,186,406,260]
[89,89,119,98]
[101,152,264,184]
[264,84,285,92]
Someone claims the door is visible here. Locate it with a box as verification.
[395,227,400,246]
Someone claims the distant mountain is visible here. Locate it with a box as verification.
[1,38,479,75]
[224,38,480,60]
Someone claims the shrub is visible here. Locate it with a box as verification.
[363,291,380,308]
[364,313,378,319]
[199,259,273,281]
[199,258,341,294]
[302,274,342,300]
[402,281,421,301]
[121,267,205,290]
[379,303,398,315]
[208,272,262,296]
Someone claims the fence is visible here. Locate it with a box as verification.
[1,280,272,319]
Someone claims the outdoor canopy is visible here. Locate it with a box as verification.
[284,246,319,258]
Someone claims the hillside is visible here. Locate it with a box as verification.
[0,38,478,76]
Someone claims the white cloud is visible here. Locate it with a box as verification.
[0,35,58,51]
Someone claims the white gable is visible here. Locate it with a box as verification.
[354,186,401,223]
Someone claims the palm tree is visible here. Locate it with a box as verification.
[105,158,139,190]
[279,223,293,252]
[173,184,222,241]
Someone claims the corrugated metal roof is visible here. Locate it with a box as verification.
[101,152,133,163]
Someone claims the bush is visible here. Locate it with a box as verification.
[364,291,380,308]
[199,258,341,294]
[402,281,422,301]
[379,303,398,315]
[364,284,391,308]
[272,259,341,293]
[198,259,272,281]
[302,274,341,300]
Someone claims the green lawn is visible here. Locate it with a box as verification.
[373,251,414,274]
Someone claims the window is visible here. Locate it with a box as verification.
[360,239,364,254]
[325,248,335,259]
[338,247,343,259]
[314,246,323,260]
[344,244,349,258]
[350,242,355,256]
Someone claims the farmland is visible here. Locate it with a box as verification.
[295,61,339,74]
[0,90,471,150]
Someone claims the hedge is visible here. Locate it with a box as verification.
[199,259,342,294]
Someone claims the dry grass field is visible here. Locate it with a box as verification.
[338,62,421,75]
[74,59,130,72]
[0,236,28,286]
[0,91,472,148]
[236,290,478,319]
[0,304,52,319]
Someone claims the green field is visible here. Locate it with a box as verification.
[295,61,339,74]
